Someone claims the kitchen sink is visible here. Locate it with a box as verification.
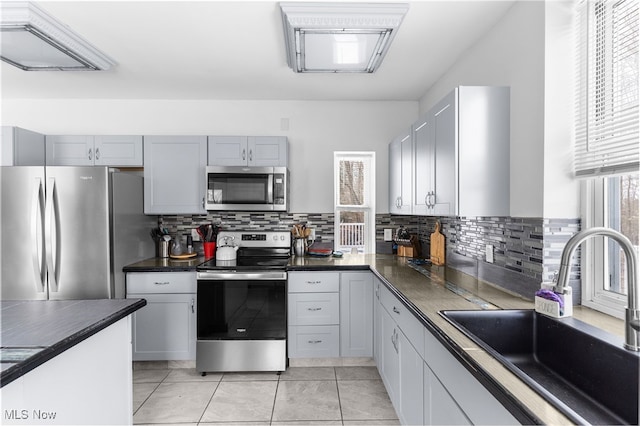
[440,309,639,425]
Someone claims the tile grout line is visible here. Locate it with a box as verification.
[196,373,222,425]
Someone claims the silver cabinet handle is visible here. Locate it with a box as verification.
[202,197,205,209]
[393,306,400,314]
[242,148,246,161]
[308,340,322,344]
[307,307,322,311]
[191,299,195,313]
[88,148,92,161]
[249,149,253,162]
[95,148,100,160]
[425,194,429,206]
[154,281,170,285]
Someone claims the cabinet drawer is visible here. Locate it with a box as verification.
[288,272,340,293]
[126,272,196,294]
[380,284,425,359]
[288,293,339,326]
[288,325,340,358]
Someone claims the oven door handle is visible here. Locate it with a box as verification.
[197,271,287,281]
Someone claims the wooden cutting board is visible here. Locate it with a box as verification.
[430,221,445,266]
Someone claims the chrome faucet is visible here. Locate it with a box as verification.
[554,227,639,351]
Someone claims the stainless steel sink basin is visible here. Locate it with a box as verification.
[440,309,639,425]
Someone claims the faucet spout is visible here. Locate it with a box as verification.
[555,227,639,351]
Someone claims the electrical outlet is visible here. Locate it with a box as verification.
[384,228,393,241]
[486,244,494,263]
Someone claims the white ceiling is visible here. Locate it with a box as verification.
[1,1,516,101]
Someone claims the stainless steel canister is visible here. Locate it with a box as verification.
[158,240,170,258]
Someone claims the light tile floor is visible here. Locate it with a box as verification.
[133,366,399,425]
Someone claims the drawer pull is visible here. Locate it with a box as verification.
[154,281,170,285]
[308,340,323,344]
[307,307,322,311]
[393,306,400,314]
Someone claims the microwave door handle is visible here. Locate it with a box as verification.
[267,174,274,203]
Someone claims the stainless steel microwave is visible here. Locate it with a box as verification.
[205,166,289,211]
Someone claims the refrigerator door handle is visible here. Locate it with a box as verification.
[45,177,60,293]
[31,177,46,293]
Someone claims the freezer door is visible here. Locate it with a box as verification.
[46,167,112,299]
[0,167,47,300]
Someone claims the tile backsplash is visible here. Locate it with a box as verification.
[159,212,580,302]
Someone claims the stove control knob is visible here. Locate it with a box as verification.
[280,235,286,241]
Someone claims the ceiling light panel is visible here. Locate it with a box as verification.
[280,2,409,73]
[0,1,116,71]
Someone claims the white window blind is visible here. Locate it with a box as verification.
[575,0,639,177]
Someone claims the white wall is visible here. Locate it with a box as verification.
[1,99,417,213]
[419,1,546,218]
[543,1,580,218]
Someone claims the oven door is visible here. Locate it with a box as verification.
[196,271,287,372]
[197,271,286,341]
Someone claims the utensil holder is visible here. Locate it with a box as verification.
[203,242,216,259]
[294,239,306,257]
[158,240,170,258]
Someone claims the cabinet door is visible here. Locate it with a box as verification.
[248,136,288,167]
[413,114,433,215]
[94,135,143,166]
[380,307,400,406]
[1,126,45,166]
[398,329,424,425]
[46,135,94,165]
[432,90,457,216]
[144,135,207,214]
[208,136,248,166]
[340,272,373,357]
[130,293,196,361]
[389,130,412,214]
[425,364,471,425]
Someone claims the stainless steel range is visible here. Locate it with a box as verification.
[196,230,290,374]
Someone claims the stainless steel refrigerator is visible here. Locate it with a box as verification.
[0,166,155,300]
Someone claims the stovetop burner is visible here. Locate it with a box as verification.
[196,230,291,272]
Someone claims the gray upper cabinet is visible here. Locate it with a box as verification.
[389,130,412,215]
[1,126,45,166]
[411,86,510,217]
[208,135,288,167]
[143,135,207,215]
[46,135,143,166]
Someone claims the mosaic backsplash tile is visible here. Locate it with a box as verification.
[158,212,580,302]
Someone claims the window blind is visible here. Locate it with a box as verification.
[575,0,639,177]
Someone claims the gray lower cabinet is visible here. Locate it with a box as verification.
[288,271,340,358]
[288,271,373,359]
[377,280,425,425]
[423,328,518,425]
[374,274,518,425]
[425,365,471,425]
[143,135,207,214]
[126,272,196,361]
[340,271,373,357]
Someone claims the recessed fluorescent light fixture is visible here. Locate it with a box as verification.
[0,1,116,71]
[280,2,408,73]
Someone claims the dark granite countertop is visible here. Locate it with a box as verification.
[123,256,206,272]
[0,298,146,387]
